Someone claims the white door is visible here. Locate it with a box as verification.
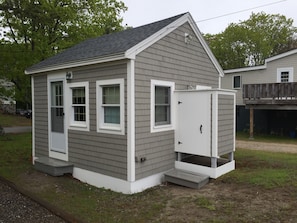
[50,81,66,153]
[175,91,211,157]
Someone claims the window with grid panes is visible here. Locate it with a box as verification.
[72,87,86,121]
[280,71,289,82]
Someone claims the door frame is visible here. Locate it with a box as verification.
[47,73,68,161]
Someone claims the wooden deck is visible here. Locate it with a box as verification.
[243,83,297,106]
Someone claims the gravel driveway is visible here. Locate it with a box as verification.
[0,180,66,223]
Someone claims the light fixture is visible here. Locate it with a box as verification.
[184,33,193,44]
[66,71,73,80]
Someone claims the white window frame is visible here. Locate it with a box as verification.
[277,67,293,83]
[232,75,241,89]
[151,80,175,133]
[67,82,89,131]
[96,78,125,135]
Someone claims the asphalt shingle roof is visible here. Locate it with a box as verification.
[26,13,186,73]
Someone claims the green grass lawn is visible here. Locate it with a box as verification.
[1,132,297,222]
[0,133,32,179]
[221,149,297,189]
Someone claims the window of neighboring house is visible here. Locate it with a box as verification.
[96,79,124,135]
[151,80,175,133]
[233,75,241,89]
[280,71,289,82]
[277,67,293,83]
[68,82,89,131]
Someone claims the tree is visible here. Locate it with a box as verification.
[0,0,127,107]
[205,12,297,69]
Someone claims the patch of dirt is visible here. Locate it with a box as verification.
[236,140,297,153]
[161,181,297,222]
[16,170,59,193]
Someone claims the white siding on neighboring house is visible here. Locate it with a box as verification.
[222,50,297,105]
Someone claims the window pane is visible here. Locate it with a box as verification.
[72,87,85,104]
[51,82,63,106]
[233,76,241,88]
[74,106,86,121]
[155,86,169,104]
[104,107,120,124]
[155,105,170,124]
[155,86,170,125]
[281,72,289,83]
[103,85,120,104]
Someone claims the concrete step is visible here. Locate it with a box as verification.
[34,157,73,176]
[164,169,209,189]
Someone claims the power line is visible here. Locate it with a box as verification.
[196,0,287,23]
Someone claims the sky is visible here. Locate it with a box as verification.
[121,0,297,34]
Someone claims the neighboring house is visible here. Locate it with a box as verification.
[25,13,235,194]
[0,79,16,114]
[222,49,297,137]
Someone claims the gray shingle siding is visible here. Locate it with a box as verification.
[67,61,128,180]
[217,94,234,156]
[68,131,127,180]
[33,75,48,157]
[134,22,220,180]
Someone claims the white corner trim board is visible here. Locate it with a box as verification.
[127,59,136,182]
[72,167,165,194]
[31,76,35,164]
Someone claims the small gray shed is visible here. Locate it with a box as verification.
[25,12,235,194]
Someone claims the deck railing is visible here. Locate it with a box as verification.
[242,83,297,101]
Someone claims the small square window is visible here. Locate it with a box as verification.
[277,68,293,83]
[280,71,289,83]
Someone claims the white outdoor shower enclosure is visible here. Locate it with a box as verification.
[174,89,236,178]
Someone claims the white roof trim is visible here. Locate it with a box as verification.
[224,48,297,74]
[266,48,297,62]
[25,53,126,75]
[224,65,266,74]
